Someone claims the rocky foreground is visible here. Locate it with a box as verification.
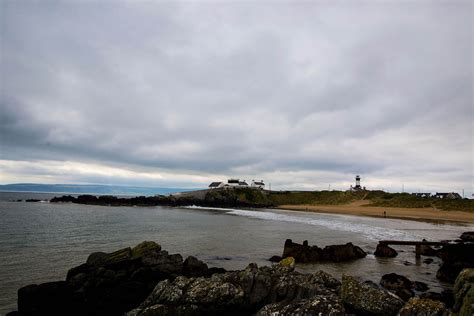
[10,239,474,316]
[12,241,224,316]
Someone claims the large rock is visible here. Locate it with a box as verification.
[322,243,367,262]
[282,239,366,263]
[374,243,398,257]
[18,241,221,316]
[132,241,162,258]
[459,232,474,242]
[418,243,438,257]
[420,291,454,308]
[452,268,474,316]
[127,263,342,315]
[183,256,209,277]
[436,244,474,282]
[256,295,346,315]
[268,255,282,262]
[340,274,404,316]
[17,281,75,315]
[397,297,448,316]
[380,273,414,301]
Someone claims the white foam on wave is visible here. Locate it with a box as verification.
[184,205,419,241]
[230,209,418,241]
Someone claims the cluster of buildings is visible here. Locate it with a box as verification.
[207,175,463,199]
[412,192,462,199]
[349,175,462,199]
[208,179,265,190]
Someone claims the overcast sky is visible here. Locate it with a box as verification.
[0,1,472,193]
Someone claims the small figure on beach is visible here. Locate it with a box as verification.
[384,211,387,218]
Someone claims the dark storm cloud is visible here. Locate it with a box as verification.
[0,1,472,191]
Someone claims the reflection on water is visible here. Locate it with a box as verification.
[0,193,472,314]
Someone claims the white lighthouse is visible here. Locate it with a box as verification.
[351,175,363,191]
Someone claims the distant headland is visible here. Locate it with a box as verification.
[47,187,474,223]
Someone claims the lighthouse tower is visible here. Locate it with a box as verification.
[354,175,362,190]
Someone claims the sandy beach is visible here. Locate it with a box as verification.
[278,200,474,224]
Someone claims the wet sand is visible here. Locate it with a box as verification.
[278,200,474,224]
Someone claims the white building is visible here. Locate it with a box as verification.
[251,180,265,189]
[208,182,225,189]
[225,178,248,187]
[208,178,266,190]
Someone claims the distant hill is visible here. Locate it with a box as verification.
[0,183,198,196]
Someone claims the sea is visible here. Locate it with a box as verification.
[1,191,473,315]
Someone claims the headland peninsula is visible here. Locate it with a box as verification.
[49,188,474,223]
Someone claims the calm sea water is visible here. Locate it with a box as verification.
[1,192,472,314]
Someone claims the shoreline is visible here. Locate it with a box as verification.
[277,201,474,224]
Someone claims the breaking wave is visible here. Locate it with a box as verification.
[185,205,419,241]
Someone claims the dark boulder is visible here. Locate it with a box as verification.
[281,239,366,263]
[282,239,323,262]
[460,231,474,242]
[76,194,99,204]
[436,243,474,282]
[18,281,76,316]
[419,243,438,256]
[374,243,398,257]
[268,255,282,262]
[321,243,367,262]
[183,256,209,277]
[380,273,414,301]
[50,195,75,203]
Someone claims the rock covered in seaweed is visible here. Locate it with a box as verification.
[340,274,404,316]
[452,268,474,316]
[126,263,342,316]
[255,295,346,315]
[397,297,448,316]
[17,241,222,316]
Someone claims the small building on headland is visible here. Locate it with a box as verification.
[208,178,263,189]
[226,178,248,187]
[251,180,265,189]
[433,192,462,200]
[411,193,431,198]
[208,182,225,189]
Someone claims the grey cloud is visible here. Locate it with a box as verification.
[0,1,472,191]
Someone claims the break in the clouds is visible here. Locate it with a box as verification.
[0,1,472,193]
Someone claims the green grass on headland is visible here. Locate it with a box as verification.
[267,190,369,205]
[205,188,369,206]
[205,188,473,212]
[366,193,474,212]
